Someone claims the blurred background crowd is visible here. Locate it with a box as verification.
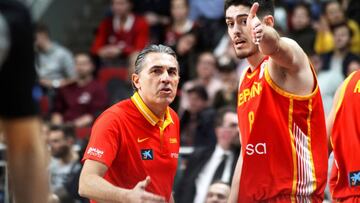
[1,0,360,202]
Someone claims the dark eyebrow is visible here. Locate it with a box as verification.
[149,65,162,70]
[225,14,248,20]
[168,66,178,70]
[149,65,178,71]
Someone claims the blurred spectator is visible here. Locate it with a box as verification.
[48,125,81,203]
[346,58,360,75]
[91,0,149,67]
[180,52,223,112]
[164,0,197,48]
[314,0,360,55]
[273,0,288,34]
[318,23,360,115]
[180,85,216,147]
[35,23,75,90]
[51,53,108,128]
[205,181,231,203]
[189,0,226,51]
[133,0,170,44]
[189,0,223,21]
[176,107,239,203]
[343,0,360,25]
[288,2,316,56]
[175,30,198,87]
[213,60,238,110]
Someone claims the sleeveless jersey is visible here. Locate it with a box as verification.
[330,70,360,202]
[237,57,328,202]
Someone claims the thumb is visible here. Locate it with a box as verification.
[136,176,151,189]
[143,176,151,188]
[248,2,259,19]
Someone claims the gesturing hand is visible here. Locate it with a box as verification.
[247,2,263,45]
[126,176,166,203]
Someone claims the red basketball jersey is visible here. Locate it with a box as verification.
[237,57,328,202]
[330,70,360,202]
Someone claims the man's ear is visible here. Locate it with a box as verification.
[132,73,141,90]
[263,15,274,27]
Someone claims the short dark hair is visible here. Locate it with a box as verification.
[187,85,208,101]
[214,106,237,127]
[292,2,311,18]
[218,59,237,73]
[49,124,75,139]
[322,0,340,14]
[224,0,274,18]
[331,22,353,38]
[35,23,50,36]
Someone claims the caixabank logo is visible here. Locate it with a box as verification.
[349,170,360,187]
[141,149,153,160]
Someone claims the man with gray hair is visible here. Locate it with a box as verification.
[79,44,180,203]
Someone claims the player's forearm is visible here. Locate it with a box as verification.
[79,173,129,203]
[228,152,243,203]
[260,28,306,72]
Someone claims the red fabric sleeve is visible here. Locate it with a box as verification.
[90,18,111,55]
[122,16,149,55]
[82,111,121,167]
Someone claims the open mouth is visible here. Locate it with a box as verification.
[234,39,246,48]
[160,87,172,94]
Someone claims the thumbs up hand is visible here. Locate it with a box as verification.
[247,2,263,45]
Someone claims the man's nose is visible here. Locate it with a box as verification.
[160,71,170,82]
[233,23,243,35]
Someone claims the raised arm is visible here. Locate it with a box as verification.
[248,3,308,72]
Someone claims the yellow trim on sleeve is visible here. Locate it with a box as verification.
[335,71,356,114]
[264,63,319,101]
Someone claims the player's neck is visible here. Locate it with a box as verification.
[148,104,167,120]
[247,51,266,71]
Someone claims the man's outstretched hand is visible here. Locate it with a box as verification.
[247,2,263,45]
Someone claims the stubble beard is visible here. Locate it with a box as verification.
[235,46,257,59]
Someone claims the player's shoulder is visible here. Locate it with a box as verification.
[96,99,132,121]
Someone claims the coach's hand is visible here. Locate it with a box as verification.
[126,176,166,203]
[247,2,263,45]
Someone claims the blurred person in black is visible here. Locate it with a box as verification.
[176,106,239,203]
[0,1,48,202]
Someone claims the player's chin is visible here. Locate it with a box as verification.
[157,96,175,105]
[236,48,255,59]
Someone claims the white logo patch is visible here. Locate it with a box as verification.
[87,147,104,158]
[246,143,267,155]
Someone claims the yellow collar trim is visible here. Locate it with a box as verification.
[131,92,173,129]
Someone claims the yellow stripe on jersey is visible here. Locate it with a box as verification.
[264,64,319,101]
[335,71,357,114]
[288,99,297,203]
[307,99,317,194]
